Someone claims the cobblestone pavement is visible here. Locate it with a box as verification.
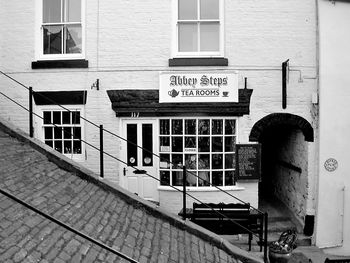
[0,128,242,263]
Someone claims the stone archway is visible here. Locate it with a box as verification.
[249,113,314,143]
[249,113,314,228]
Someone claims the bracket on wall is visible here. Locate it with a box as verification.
[282,59,289,109]
[91,79,100,90]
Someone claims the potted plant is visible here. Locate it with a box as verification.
[268,229,297,263]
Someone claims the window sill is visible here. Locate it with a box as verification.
[158,185,244,192]
[168,57,228,67]
[32,59,88,69]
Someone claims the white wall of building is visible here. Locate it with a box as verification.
[316,0,350,255]
[0,0,318,217]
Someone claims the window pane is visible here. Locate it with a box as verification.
[160,119,170,135]
[54,141,62,153]
[73,127,81,139]
[160,171,170,186]
[198,154,210,169]
[212,137,223,152]
[62,111,70,124]
[172,154,183,169]
[200,0,219,19]
[225,171,235,186]
[178,0,197,20]
[225,154,235,169]
[54,127,62,139]
[45,140,53,148]
[200,23,219,52]
[225,136,236,152]
[198,137,210,152]
[198,119,210,135]
[172,137,183,152]
[160,154,170,169]
[185,154,197,170]
[43,0,61,23]
[212,171,223,186]
[43,111,51,124]
[64,140,72,154]
[142,124,153,166]
[185,119,196,135]
[72,111,80,124]
[225,120,236,134]
[186,171,197,186]
[172,171,183,186]
[65,25,82,53]
[53,111,61,124]
[172,119,183,134]
[43,26,63,54]
[67,0,81,22]
[63,127,71,139]
[185,137,196,149]
[73,141,81,154]
[178,23,198,52]
[45,127,53,139]
[127,124,137,166]
[212,119,222,135]
[212,154,223,169]
[198,171,210,186]
[160,137,170,152]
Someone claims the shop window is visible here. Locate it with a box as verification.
[174,0,224,58]
[159,118,236,187]
[42,109,83,158]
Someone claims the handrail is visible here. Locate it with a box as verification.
[1,70,268,260]
[1,90,264,241]
[0,70,263,214]
[0,188,139,263]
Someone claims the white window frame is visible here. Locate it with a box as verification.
[172,0,225,58]
[158,117,237,189]
[35,0,85,60]
[36,105,85,161]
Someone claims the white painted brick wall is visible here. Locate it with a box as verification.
[0,0,318,212]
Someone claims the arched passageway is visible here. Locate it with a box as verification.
[249,113,314,225]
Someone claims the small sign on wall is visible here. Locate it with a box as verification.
[324,158,338,172]
[159,71,239,103]
[236,144,261,181]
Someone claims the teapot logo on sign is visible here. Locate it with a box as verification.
[168,75,228,98]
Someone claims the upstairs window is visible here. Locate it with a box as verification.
[41,0,83,57]
[176,0,223,57]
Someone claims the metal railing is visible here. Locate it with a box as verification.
[0,70,269,262]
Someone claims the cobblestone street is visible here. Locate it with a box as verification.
[0,127,254,263]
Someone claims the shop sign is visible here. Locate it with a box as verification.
[159,71,239,103]
[236,144,261,181]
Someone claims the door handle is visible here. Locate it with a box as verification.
[133,169,147,174]
[123,167,127,176]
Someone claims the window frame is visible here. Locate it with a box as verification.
[35,0,85,61]
[36,105,85,161]
[172,0,225,58]
[158,117,237,189]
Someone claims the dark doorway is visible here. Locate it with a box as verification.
[249,113,314,226]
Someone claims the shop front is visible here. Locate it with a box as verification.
[107,71,256,211]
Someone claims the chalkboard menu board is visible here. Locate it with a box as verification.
[236,144,261,181]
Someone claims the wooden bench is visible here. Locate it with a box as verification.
[179,202,264,251]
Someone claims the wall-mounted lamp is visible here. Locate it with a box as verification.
[91,79,100,90]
